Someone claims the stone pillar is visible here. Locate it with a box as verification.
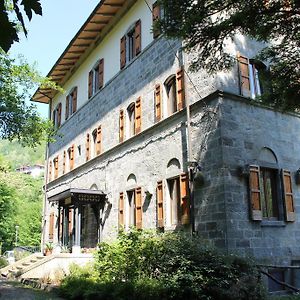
[72,205,81,255]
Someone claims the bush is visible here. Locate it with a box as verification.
[59,230,266,300]
[0,256,8,268]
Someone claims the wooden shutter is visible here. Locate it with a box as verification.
[249,165,262,221]
[155,84,162,122]
[68,209,73,238]
[176,67,185,111]
[180,173,190,225]
[135,187,142,229]
[135,97,142,134]
[282,169,295,222]
[119,109,124,143]
[152,2,161,38]
[63,151,66,174]
[59,209,63,241]
[72,87,77,113]
[88,70,93,98]
[119,192,124,228]
[49,212,54,240]
[120,35,126,69]
[96,126,102,155]
[54,156,59,179]
[237,54,251,97]
[65,96,69,120]
[70,144,75,170]
[57,103,62,127]
[135,19,141,56]
[156,181,164,228]
[99,58,104,89]
[86,133,90,161]
[48,161,52,182]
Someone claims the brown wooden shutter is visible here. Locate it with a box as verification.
[88,70,93,98]
[99,58,104,89]
[119,109,124,143]
[57,103,62,127]
[65,96,69,120]
[96,126,102,155]
[156,181,164,228]
[135,97,142,134]
[70,144,75,170]
[249,165,262,221]
[120,35,126,69]
[176,67,185,111]
[72,87,77,113]
[48,161,52,182]
[63,151,66,174]
[237,54,251,97]
[135,187,142,229]
[282,169,295,222]
[155,84,162,122]
[135,19,141,56]
[68,209,73,238]
[49,212,54,240]
[54,156,59,179]
[119,192,124,228]
[152,2,161,38]
[59,209,63,241]
[180,173,190,225]
[86,133,90,161]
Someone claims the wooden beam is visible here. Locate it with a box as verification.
[72,44,90,47]
[68,50,85,54]
[62,57,80,60]
[95,12,115,17]
[102,3,123,7]
[90,20,108,24]
[57,62,75,66]
[83,29,100,33]
[77,37,95,41]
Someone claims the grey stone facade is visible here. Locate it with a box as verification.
[45,33,300,277]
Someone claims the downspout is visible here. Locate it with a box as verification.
[41,96,52,254]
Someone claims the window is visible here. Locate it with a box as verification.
[248,165,295,222]
[238,54,267,99]
[63,151,66,174]
[127,102,135,138]
[164,67,185,116]
[52,103,62,128]
[126,187,142,229]
[92,126,102,156]
[68,144,75,171]
[53,156,59,179]
[48,161,52,182]
[65,87,77,120]
[49,212,55,240]
[120,20,141,69]
[154,84,162,122]
[86,133,91,161]
[166,173,190,226]
[119,192,124,229]
[152,2,161,39]
[119,109,124,143]
[88,59,104,99]
[268,269,285,292]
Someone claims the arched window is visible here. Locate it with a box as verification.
[127,102,135,138]
[165,75,177,115]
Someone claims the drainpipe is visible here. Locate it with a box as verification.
[41,97,52,254]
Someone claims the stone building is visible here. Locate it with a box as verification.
[33,0,300,290]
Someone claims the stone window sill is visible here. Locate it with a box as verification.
[260,220,286,227]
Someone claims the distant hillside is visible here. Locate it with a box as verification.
[0,140,45,170]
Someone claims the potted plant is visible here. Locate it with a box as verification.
[44,242,53,256]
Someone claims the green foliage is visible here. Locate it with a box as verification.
[0,0,42,52]
[60,230,266,300]
[157,0,300,111]
[0,256,8,268]
[0,169,43,251]
[0,50,61,147]
[0,140,45,170]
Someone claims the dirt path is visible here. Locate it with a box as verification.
[0,279,64,300]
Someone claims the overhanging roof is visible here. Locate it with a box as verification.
[32,0,134,104]
[48,188,106,203]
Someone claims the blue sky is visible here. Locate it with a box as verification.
[10,0,100,118]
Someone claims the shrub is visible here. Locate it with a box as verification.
[59,230,266,300]
[0,256,8,268]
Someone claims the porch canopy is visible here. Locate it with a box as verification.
[48,188,106,249]
[48,188,106,204]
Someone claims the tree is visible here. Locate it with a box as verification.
[158,0,300,111]
[0,50,60,147]
[0,0,42,52]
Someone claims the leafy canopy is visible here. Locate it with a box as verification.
[0,0,42,52]
[158,0,300,110]
[0,50,61,147]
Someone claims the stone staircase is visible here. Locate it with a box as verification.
[0,253,45,279]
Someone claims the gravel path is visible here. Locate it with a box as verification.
[0,279,64,300]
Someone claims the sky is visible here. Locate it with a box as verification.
[10,0,100,118]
